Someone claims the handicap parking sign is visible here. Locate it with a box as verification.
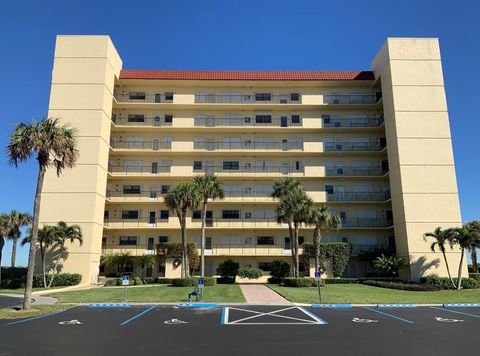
[314,271,321,281]
[198,278,205,288]
[122,275,129,286]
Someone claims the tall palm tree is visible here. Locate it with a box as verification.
[452,227,477,290]
[193,175,224,277]
[47,221,82,288]
[116,252,133,274]
[4,210,32,278]
[136,254,156,280]
[271,177,302,199]
[22,225,57,288]
[308,206,341,271]
[0,214,9,284]
[423,227,457,288]
[8,117,78,309]
[164,183,201,277]
[463,220,480,273]
[100,253,118,274]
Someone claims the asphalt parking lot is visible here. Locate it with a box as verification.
[1,304,479,355]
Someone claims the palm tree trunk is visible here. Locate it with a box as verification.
[293,223,300,278]
[471,247,478,273]
[200,200,207,278]
[442,251,456,289]
[40,244,47,288]
[0,237,4,284]
[23,167,45,310]
[180,212,188,278]
[10,234,18,279]
[47,254,62,288]
[457,248,465,291]
[313,226,321,272]
[288,223,295,277]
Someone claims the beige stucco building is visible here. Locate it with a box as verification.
[39,35,466,284]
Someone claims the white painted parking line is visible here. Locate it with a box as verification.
[222,306,327,325]
[430,306,480,319]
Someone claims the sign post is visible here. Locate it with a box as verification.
[198,278,205,301]
[314,271,322,303]
[122,275,129,302]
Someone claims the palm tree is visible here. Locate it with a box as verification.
[0,214,9,284]
[4,210,32,278]
[271,177,302,199]
[193,175,224,277]
[47,221,82,288]
[100,253,118,274]
[22,225,57,288]
[308,206,341,272]
[8,117,78,309]
[116,252,133,274]
[452,226,477,290]
[463,221,480,273]
[136,254,156,280]
[423,227,457,288]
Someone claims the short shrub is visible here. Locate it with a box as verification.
[270,260,291,280]
[362,280,441,291]
[1,267,27,279]
[217,259,240,279]
[421,276,480,290]
[324,278,359,284]
[142,277,155,284]
[237,268,263,280]
[104,279,117,287]
[0,278,25,289]
[171,277,216,287]
[267,277,283,284]
[216,277,236,284]
[32,273,82,288]
[155,277,173,284]
[469,273,480,283]
[133,276,143,285]
[283,277,323,288]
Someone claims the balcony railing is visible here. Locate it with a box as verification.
[195,94,301,104]
[351,244,394,256]
[103,217,283,228]
[110,140,172,150]
[326,167,388,177]
[324,142,386,152]
[327,191,391,202]
[108,164,171,174]
[194,117,302,128]
[323,94,377,105]
[114,92,174,103]
[112,117,173,127]
[323,116,384,128]
[193,141,303,151]
[341,218,393,228]
[106,189,275,200]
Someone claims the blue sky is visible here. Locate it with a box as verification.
[0,0,479,266]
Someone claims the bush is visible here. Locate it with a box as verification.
[283,277,323,287]
[267,277,283,284]
[154,277,173,284]
[238,268,263,279]
[270,260,291,280]
[171,277,216,287]
[421,275,480,290]
[142,277,155,284]
[1,267,28,279]
[0,278,25,289]
[217,277,236,284]
[31,273,82,288]
[133,276,143,285]
[362,280,441,291]
[469,273,480,283]
[302,242,351,277]
[104,279,117,287]
[217,259,240,279]
[324,278,359,284]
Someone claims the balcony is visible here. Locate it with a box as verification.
[114,92,174,104]
[194,117,302,128]
[195,93,301,104]
[193,141,303,151]
[108,164,171,175]
[110,140,172,150]
[326,167,388,177]
[323,116,384,128]
[324,141,386,152]
[112,116,173,127]
[327,191,391,202]
[350,244,394,256]
[323,94,377,105]
[341,218,393,229]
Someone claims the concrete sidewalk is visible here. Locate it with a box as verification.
[0,293,58,305]
[239,284,291,304]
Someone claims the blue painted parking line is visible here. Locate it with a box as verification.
[443,303,480,308]
[221,307,228,325]
[176,303,218,309]
[89,303,131,308]
[431,306,480,319]
[7,310,66,326]
[312,304,352,308]
[120,305,157,326]
[377,304,417,308]
[299,307,328,324]
[364,307,414,324]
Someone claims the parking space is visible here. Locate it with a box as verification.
[1,304,479,355]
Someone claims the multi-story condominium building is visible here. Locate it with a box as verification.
[39,35,466,284]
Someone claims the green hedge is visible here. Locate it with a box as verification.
[238,268,263,279]
[324,278,359,284]
[469,273,480,283]
[267,277,283,284]
[270,260,291,280]
[31,273,82,288]
[1,267,28,279]
[421,276,480,290]
[283,277,324,288]
[154,277,173,284]
[171,277,216,287]
[301,242,352,277]
[142,277,156,284]
[362,280,441,291]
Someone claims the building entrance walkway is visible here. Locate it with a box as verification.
[239,284,291,305]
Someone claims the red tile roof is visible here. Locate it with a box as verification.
[119,70,375,81]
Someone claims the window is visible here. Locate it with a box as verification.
[161,185,170,194]
[255,93,272,101]
[257,236,275,245]
[102,237,106,248]
[294,160,301,171]
[244,117,251,123]
[123,185,141,194]
[121,210,139,219]
[127,114,145,123]
[223,161,240,170]
[325,185,334,195]
[164,114,173,123]
[159,236,168,243]
[119,236,137,246]
[298,236,305,245]
[290,93,300,101]
[104,210,109,219]
[160,210,169,220]
[165,92,174,101]
[222,210,240,219]
[193,161,203,170]
[322,114,331,124]
[192,210,202,220]
[258,262,273,271]
[291,115,300,124]
[119,262,134,273]
[244,212,252,219]
[255,115,272,124]
[129,92,146,100]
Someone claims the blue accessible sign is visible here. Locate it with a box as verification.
[198,278,205,288]
[314,271,321,281]
[122,275,129,286]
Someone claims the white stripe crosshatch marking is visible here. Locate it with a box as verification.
[222,306,327,325]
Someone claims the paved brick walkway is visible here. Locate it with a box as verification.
[239,284,291,304]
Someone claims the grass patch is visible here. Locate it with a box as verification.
[0,304,73,320]
[269,284,480,304]
[49,284,245,303]
[0,287,63,295]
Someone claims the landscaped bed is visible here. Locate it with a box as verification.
[0,304,73,320]
[48,284,245,303]
[269,283,480,304]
